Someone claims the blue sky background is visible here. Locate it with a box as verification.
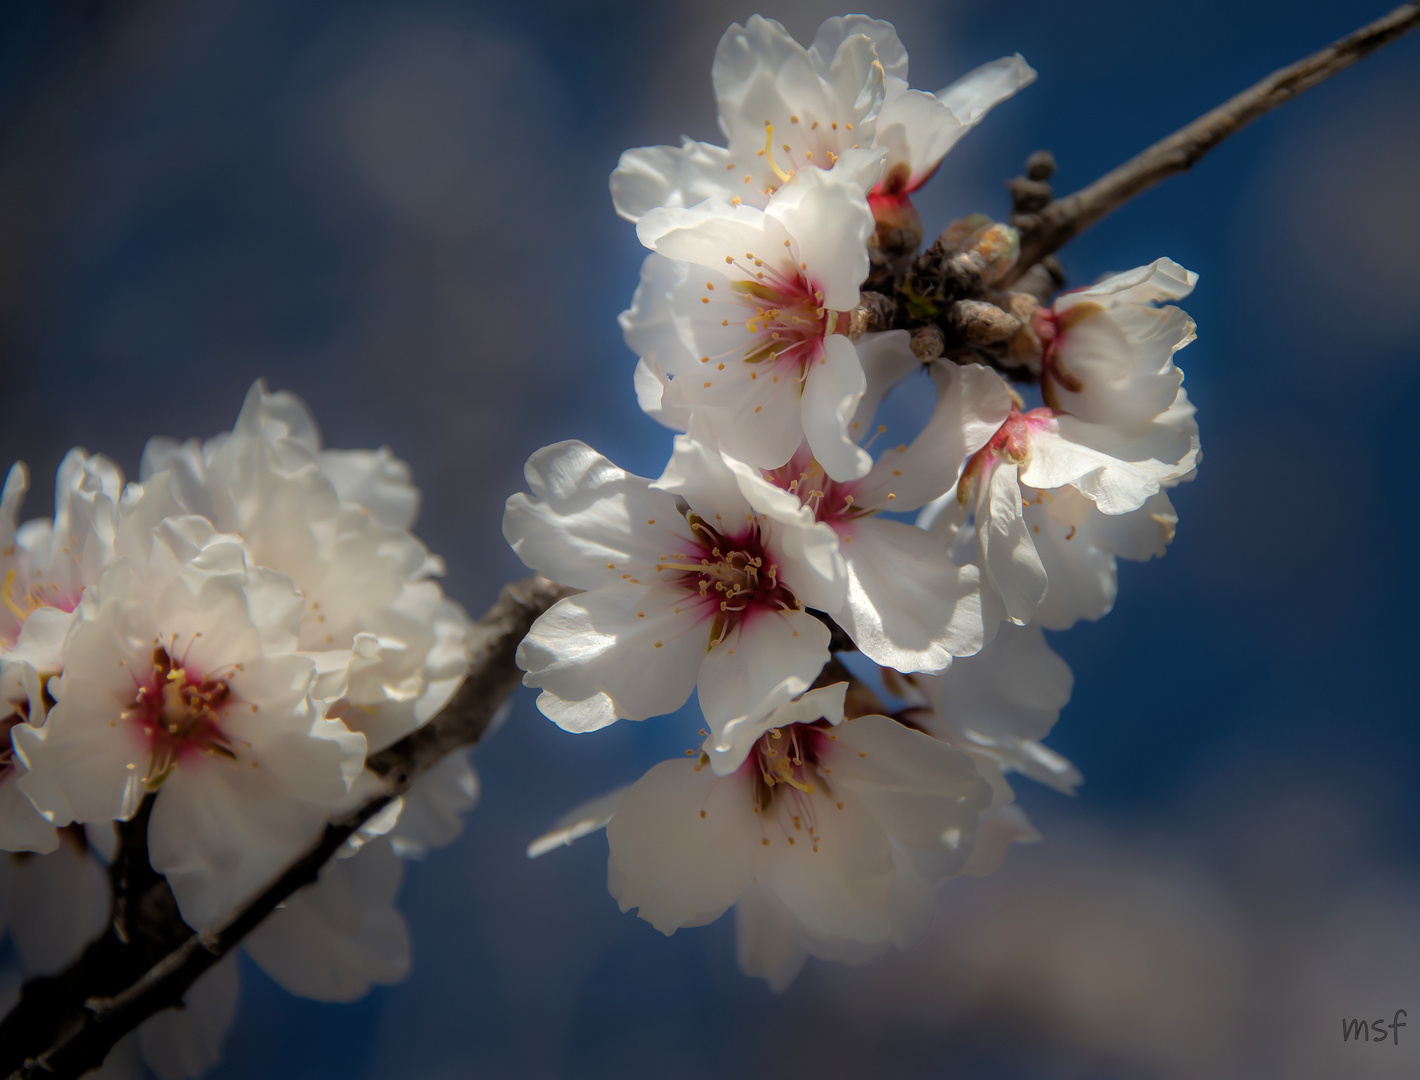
[2,1,1419,1076]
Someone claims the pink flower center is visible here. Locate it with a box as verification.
[701,250,831,379]
[1,568,79,644]
[958,405,1055,504]
[125,647,236,788]
[765,451,873,529]
[657,513,800,645]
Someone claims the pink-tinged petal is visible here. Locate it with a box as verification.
[735,883,809,992]
[859,362,1014,511]
[517,585,706,732]
[839,518,982,672]
[504,441,694,590]
[607,758,758,935]
[1047,299,1187,428]
[610,139,735,223]
[873,88,962,187]
[979,464,1047,627]
[697,610,829,753]
[802,334,872,481]
[767,168,876,311]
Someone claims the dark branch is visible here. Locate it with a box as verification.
[1,575,569,1080]
[1003,1,1420,284]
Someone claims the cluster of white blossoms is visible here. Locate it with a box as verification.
[510,14,1200,989]
[0,383,476,1077]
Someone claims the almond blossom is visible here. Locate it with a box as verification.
[626,165,880,479]
[609,15,1033,221]
[922,393,1196,633]
[763,359,1012,671]
[1034,258,1198,429]
[2,451,124,854]
[137,381,473,754]
[14,514,366,929]
[530,692,991,990]
[504,437,846,757]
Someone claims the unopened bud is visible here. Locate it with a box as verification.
[946,299,1021,346]
[910,325,945,362]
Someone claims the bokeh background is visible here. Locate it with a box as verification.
[2,0,1419,1076]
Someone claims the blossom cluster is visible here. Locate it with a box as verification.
[1,384,476,1077]
[509,14,1200,989]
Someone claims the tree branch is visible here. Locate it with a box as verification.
[0,574,569,1080]
[1002,1,1420,285]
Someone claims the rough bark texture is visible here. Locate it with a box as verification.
[0,575,569,1080]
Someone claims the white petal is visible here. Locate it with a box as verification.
[873,88,963,188]
[527,785,629,858]
[503,440,695,589]
[2,835,109,975]
[734,883,809,992]
[698,610,829,758]
[809,15,909,83]
[825,714,989,879]
[610,139,734,223]
[923,623,1072,743]
[936,54,1037,125]
[517,585,706,732]
[385,750,480,859]
[137,956,240,1080]
[979,464,1047,626]
[709,681,846,778]
[653,435,753,524]
[765,167,875,311]
[1021,417,1192,515]
[839,518,982,672]
[1066,256,1197,308]
[606,758,757,935]
[858,362,1013,511]
[243,839,409,1002]
[802,334,871,481]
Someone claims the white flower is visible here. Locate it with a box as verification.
[138,381,473,753]
[504,437,846,763]
[242,837,410,1002]
[133,957,239,1080]
[626,165,880,480]
[762,359,1013,671]
[1036,258,1198,430]
[14,515,366,929]
[610,15,1033,220]
[0,450,123,672]
[812,16,1035,201]
[922,396,1196,632]
[530,701,991,991]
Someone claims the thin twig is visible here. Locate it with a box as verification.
[1002,1,1420,285]
[0,575,569,1080]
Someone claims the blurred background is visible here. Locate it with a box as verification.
[2,0,1419,1076]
